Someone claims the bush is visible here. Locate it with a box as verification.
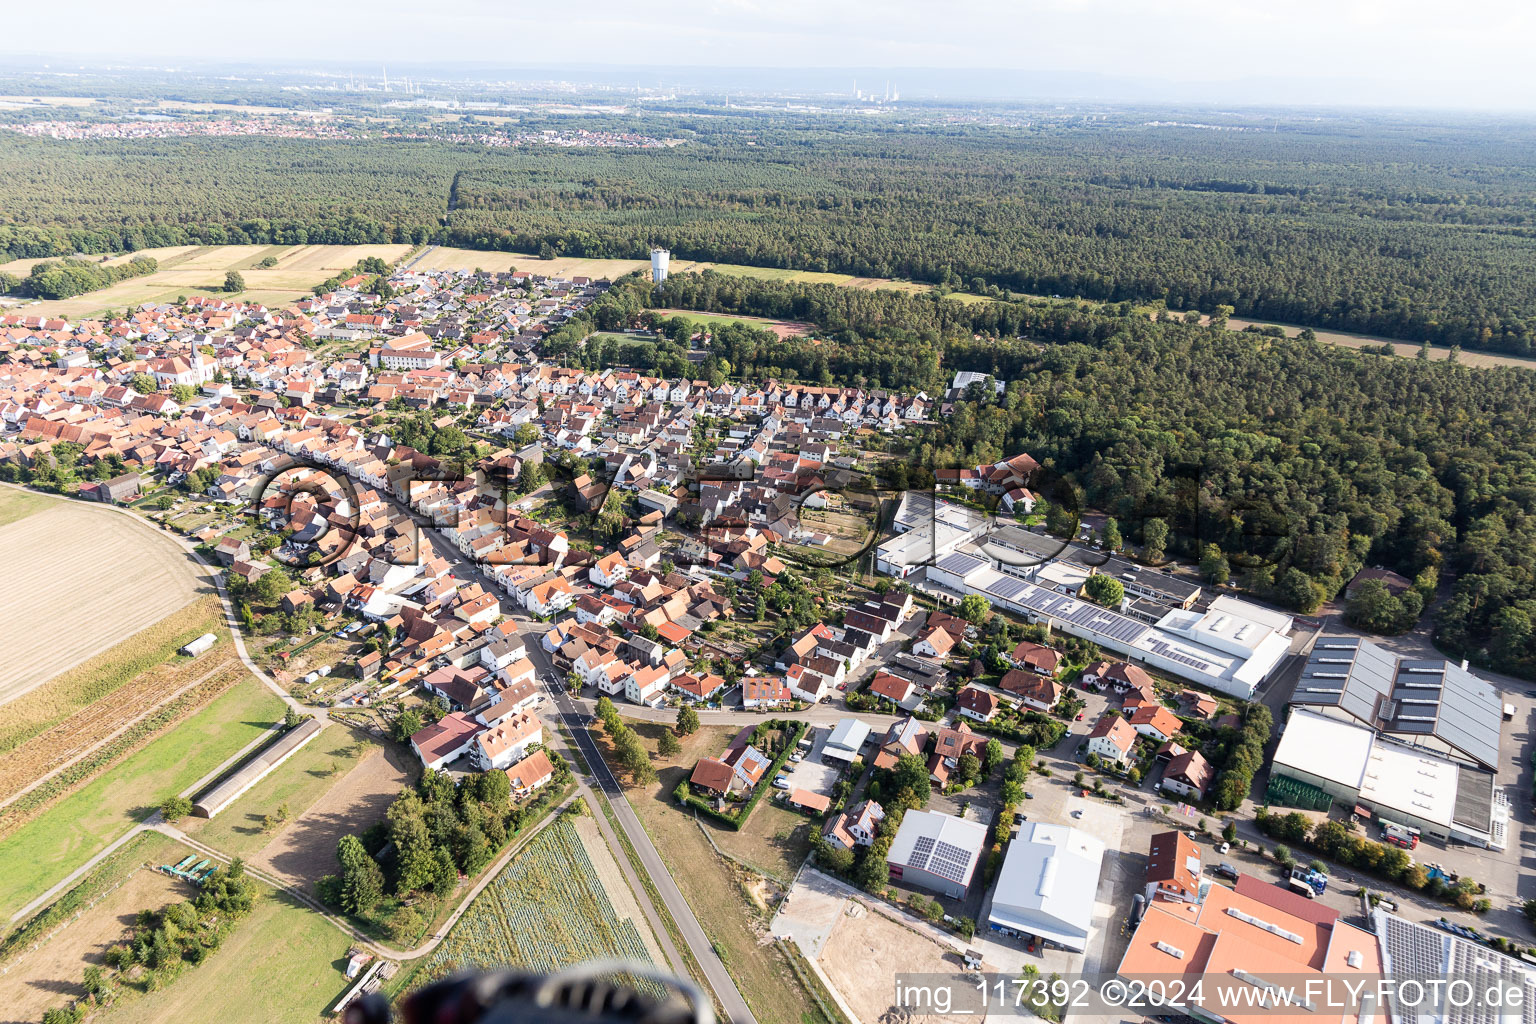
[1273,844,1293,867]
[159,795,194,821]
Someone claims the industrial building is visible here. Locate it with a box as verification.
[886,810,988,899]
[1269,707,1508,849]
[193,718,324,818]
[878,493,1290,697]
[987,822,1105,952]
[1291,635,1502,770]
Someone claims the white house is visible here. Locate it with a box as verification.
[471,711,543,771]
[1086,715,1136,765]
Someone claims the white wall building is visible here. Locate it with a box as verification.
[988,822,1106,953]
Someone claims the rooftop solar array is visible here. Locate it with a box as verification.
[1380,913,1536,1024]
[903,832,979,886]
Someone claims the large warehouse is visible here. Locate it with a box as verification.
[987,822,1106,952]
[919,549,1289,698]
[1269,708,1508,849]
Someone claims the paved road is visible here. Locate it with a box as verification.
[339,476,757,1023]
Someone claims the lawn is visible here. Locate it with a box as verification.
[0,678,286,921]
[103,885,352,1024]
[0,487,53,528]
[180,727,382,861]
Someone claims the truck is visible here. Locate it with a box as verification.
[1287,877,1317,899]
[180,632,217,657]
[1290,865,1328,895]
[1381,821,1421,850]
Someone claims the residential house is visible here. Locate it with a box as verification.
[1086,715,1136,766]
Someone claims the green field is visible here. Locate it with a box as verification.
[181,727,381,860]
[103,886,351,1024]
[657,310,776,329]
[0,678,286,921]
[0,488,53,528]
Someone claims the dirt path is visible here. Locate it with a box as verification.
[0,869,188,1024]
[249,746,412,894]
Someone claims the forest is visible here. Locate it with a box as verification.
[4,113,1536,349]
[564,270,1536,679]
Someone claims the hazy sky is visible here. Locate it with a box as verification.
[13,0,1535,110]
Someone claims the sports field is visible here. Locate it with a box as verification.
[0,677,285,922]
[0,489,204,707]
[9,243,411,318]
[654,308,813,338]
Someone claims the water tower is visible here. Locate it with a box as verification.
[650,248,670,286]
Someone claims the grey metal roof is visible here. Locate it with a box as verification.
[1294,635,1396,724]
[1295,636,1502,770]
[1388,658,1502,770]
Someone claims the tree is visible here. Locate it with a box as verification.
[159,795,194,821]
[982,738,1005,775]
[337,834,384,914]
[676,705,700,736]
[250,565,291,606]
[958,593,990,625]
[170,383,196,404]
[224,270,245,293]
[389,792,437,894]
[1222,819,1238,843]
[815,837,854,874]
[1083,573,1124,607]
[658,731,681,757]
[1102,518,1122,552]
[393,708,423,743]
[1278,567,1322,613]
[130,372,157,394]
[956,752,982,787]
[1199,544,1230,585]
[1272,844,1293,867]
[1141,518,1169,563]
[891,753,932,806]
[512,422,540,447]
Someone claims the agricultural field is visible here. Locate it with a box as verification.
[415,247,933,295]
[602,724,828,1024]
[414,815,663,990]
[0,677,285,922]
[102,881,352,1024]
[1224,316,1536,370]
[10,242,410,318]
[0,492,205,707]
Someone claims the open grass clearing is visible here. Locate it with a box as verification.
[0,485,53,527]
[0,494,205,708]
[0,837,189,1024]
[101,878,352,1024]
[0,678,286,922]
[654,308,813,338]
[180,726,395,866]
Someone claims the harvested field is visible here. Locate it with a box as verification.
[246,744,413,892]
[0,495,205,707]
[816,901,968,1024]
[1226,316,1536,370]
[0,866,189,1024]
[17,243,411,319]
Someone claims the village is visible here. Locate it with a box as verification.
[2,251,1533,1024]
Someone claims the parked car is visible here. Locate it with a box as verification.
[1213,863,1239,881]
[772,776,790,790]
[1185,831,1200,842]
[1216,842,1230,854]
